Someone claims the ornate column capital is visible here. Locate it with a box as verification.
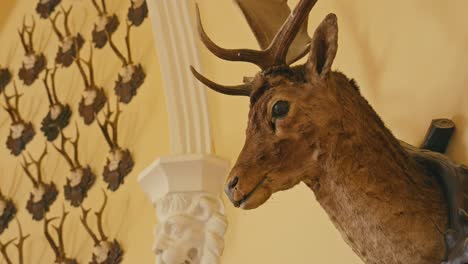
[138,155,230,264]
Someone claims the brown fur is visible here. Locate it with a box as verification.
[224,14,448,263]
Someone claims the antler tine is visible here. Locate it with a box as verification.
[71,123,81,168]
[101,0,107,14]
[111,100,121,148]
[52,206,68,257]
[91,0,103,16]
[79,44,96,87]
[97,102,116,149]
[80,206,100,245]
[195,5,265,68]
[50,67,61,105]
[36,144,48,183]
[44,216,61,261]
[95,190,108,241]
[190,66,252,96]
[267,0,317,66]
[125,21,134,65]
[74,45,90,88]
[21,154,38,186]
[61,5,73,37]
[2,81,23,121]
[14,219,30,264]
[42,68,54,105]
[25,15,36,54]
[106,30,128,66]
[0,237,16,264]
[18,19,29,54]
[49,11,64,42]
[52,130,75,169]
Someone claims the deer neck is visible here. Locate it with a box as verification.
[302,72,448,264]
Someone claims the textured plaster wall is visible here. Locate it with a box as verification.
[198,0,468,263]
[0,0,168,263]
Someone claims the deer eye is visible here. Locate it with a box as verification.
[272,101,289,119]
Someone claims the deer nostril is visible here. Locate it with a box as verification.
[228,176,239,190]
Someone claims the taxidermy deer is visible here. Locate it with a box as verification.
[0,220,29,264]
[191,0,468,263]
[52,125,96,207]
[0,190,16,235]
[91,0,120,49]
[18,16,46,86]
[21,146,58,221]
[44,206,78,264]
[80,191,123,264]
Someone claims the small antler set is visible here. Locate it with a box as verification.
[91,0,120,49]
[44,207,78,264]
[18,16,47,86]
[97,101,134,191]
[50,6,85,67]
[40,67,72,141]
[0,220,30,264]
[36,0,61,19]
[3,83,35,156]
[22,146,58,221]
[0,67,12,94]
[81,191,123,264]
[52,126,96,207]
[107,20,145,104]
[127,0,148,26]
[76,46,107,125]
[0,190,17,235]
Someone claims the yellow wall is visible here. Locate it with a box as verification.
[0,0,168,263]
[1,0,467,264]
[198,0,468,263]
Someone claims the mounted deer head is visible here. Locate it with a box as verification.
[91,0,120,49]
[80,191,123,264]
[44,206,78,264]
[3,82,35,156]
[0,190,16,235]
[18,16,46,86]
[36,0,61,19]
[40,67,72,141]
[107,21,145,104]
[50,6,85,67]
[192,1,465,263]
[75,45,107,125]
[0,67,12,94]
[22,145,58,221]
[127,0,148,26]
[97,101,134,191]
[52,125,96,207]
[0,220,30,264]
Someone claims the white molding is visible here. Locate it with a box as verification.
[147,0,212,155]
[138,155,229,264]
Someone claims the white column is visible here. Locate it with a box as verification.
[140,1,230,263]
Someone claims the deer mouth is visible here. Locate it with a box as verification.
[233,176,268,208]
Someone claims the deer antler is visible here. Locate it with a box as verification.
[14,219,30,264]
[21,144,47,186]
[107,21,133,66]
[42,67,61,106]
[52,124,81,169]
[78,45,96,88]
[91,0,108,16]
[0,237,15,264]
[3,82,23,122]
[191,0,317,96]
[44,216,61,261]
[61,6,73,37]
[97,100,121,150]
[95,190,108,241]
[18,15,36,54]
[49,12,64,42]
[80,207,100,245]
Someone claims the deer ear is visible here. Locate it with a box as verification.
[306,13,338,81]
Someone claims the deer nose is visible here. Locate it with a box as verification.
[228,176,239,190]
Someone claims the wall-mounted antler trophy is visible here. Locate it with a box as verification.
[0,220,29,264]
[80,191,123,264]
[50,6,84,68]
[18,16,46,86]
[127,0,148,27]
[191,0,468,263]
[44,207,78,264]
[0,67,12,94]
[3,83,35,156]
[97,101,134,191]
[52,125,95,207]
[0,190,16,235]
[91,0,120,49]
[107,21,145,104]
[22,146,58,221]
[40,67,72,141]
[75,46,107,125]
[36,0,61,19]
